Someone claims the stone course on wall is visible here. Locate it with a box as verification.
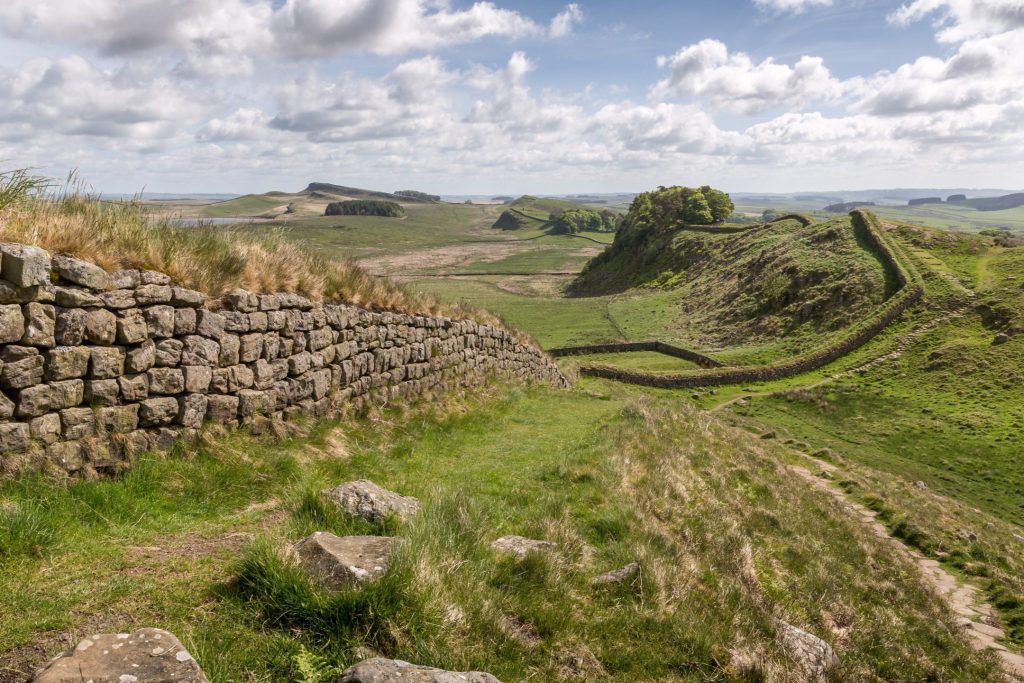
[0,243,566,477]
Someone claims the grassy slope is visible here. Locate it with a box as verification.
[0,385,1000,681]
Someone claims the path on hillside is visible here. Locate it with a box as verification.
[788,460,1024,680]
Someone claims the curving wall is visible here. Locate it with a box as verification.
[0,243,566,477]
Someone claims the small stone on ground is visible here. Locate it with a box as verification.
[591,561,641,586]
[774,620,838,680]
[337,657,501,682]
[490,535,556,559]
[323,479,420,523]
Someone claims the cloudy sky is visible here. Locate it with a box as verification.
[0,0,1021,195]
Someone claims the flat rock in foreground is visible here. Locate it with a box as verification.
[337,658,501,682]
[775,620,839,679]
[33,628,208,682]
[293,532,398,589]
[490,535,556,559]
[323,479,420,523]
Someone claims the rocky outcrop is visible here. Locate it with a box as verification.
[32,628,208,682]
[323,480,420,523]
[0,243,566,477]
[293,532,398,589]
[338,658,500,682]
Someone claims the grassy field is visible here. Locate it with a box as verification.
[0,385,1002,681]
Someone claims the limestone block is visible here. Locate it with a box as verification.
[54,308,88,345]
[134,284,172,305]
[118,374,149,402]
[21,302,55,347]
[46,440,83,471]
[174,307,197,335]
[183,365,212,393]
[30,412,62,444]
[0,304,25,343]
[125,339,156,374]
[84,379,120,406]
[171,287,205,307]
[99,289,137,310]
[16,384,51,417]
[49,379,84,410]
[90,346,126,379]
[139,397,179,426]
[1,244,50,287]
[178,393,208,428]
[248,311,268,332]
[155,338,184,367]
[225,289,259,312]
[60,407,95,439]
[85,309,117,345]
[98,404,140,434]
[147,367,185,394]
[338,659,499,683]
[52,254,112,290]
[219,333,240,366]
[205,394,239,421]
[490,536,557,559]
[196,310,225,338]
[143,305,175,338]
[1,347,44,389]
[54,286,102,307]
[140,270,171,285]
[223,311,250,332]
[180,336,220,366]
[322,480,420,523]
[292,532,398,589]
[0,422,31,452]
[238,389,275,416]
[116,308,148,344]
[110,269,141,289]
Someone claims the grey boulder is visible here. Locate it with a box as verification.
[293,532,398,589]
[775,620,838,680]
[490,536,556,560]
[337,658,500,683]
[323,480,420,523]
[32,628,208,682]
[52,254,113,291]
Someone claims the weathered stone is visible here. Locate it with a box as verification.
[0,244,50,287]
[288,351,312,376]
[116,308,148,344]
[60,407,95,439]
[84,379,120,406]
[135,283,173,305]
[0,422,31,452]
[174,307,198,335]
[1,349,44,389]
[52,254,113,290]
[47,440,83,471]
[178,393,208,428]
[237,389,275,416]
[259,293,281,311]
[993,332,1010,345]
[223,311,250,332]
[591,562,641,586]
[99,289,137,309]
[16,384,51,417]
[322,480,420,523]
[0,391,14,418]
[44,346,91,381]
[775,620,838,679]
[118,373,149,401]
[0,304,26,344]
[211,364,253,393]
[311,368,332,400]
[30,413,62,444]
[55,308,88,345]
[144,305,176,338]
[98,404,140,434]
[49,379,84,410]
[183,365,213,393]
[239,333,263,363]
[54,286,102,307]
[196,310,225,338]
[90,346,126,379]
[148,367,185,394]
[0,281,44,305]
[180,336,220,366]
[155,338,184,367]
[248,311,268,332]
[141,270,171,285]
[490,536,557,559]
[219,334,240,366]
[110,269,141,289]
[139,397,179,426]
[292,532,398,589]
[205,394,239,421]
[148,427,181,452]
[226,289,259,312]
[267,310,287,331]
[126,339,157,373]
[21,302,55,347]
[31,628,209,683]
[171,287,205,307]
[85,308,117,345]
[338,659,501,683]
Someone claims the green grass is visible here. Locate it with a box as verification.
[201,194,297,218]
[0,385,1002,681]
[564,351,699,374]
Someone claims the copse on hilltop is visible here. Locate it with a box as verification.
[550,208,620,234]
[325,200,405,217]
[628,185,734,229]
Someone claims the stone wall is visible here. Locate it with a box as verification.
[0,243,566,477]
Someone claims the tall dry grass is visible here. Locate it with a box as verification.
[0,170,507,327]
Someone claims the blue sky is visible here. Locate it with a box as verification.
[0,0,1021,195]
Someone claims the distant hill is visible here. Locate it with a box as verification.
[304,183,432,203]
[909,197,943,206]
[490,195,619,232]
[394,190,440,202]
[824,201,875,213]
[964,193,1024,212]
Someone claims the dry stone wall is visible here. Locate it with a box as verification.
[0,243,566,477]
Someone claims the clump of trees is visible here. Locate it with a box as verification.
[394,190,440,202]
[325,200,405,217]
[550,208,620,234]
[626,185,734,229]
